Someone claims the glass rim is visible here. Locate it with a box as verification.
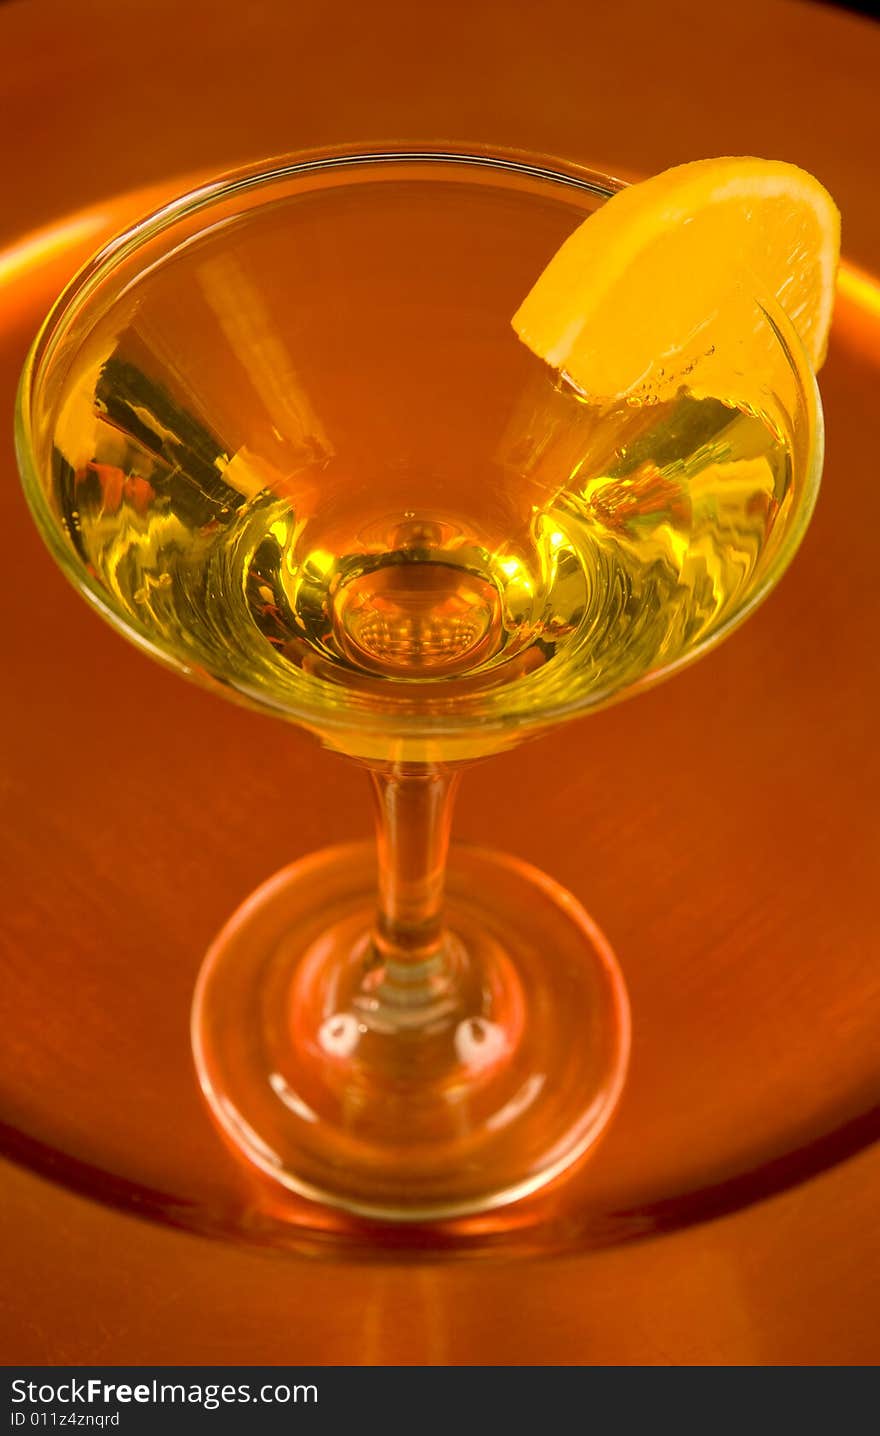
[14,144,825,746]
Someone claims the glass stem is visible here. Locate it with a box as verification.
[369,762,462,974]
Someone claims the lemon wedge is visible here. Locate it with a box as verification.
[513,157,840,401]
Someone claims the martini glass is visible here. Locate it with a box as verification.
[15,149,823,1221]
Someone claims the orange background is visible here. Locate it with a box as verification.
[1,0,879,1364]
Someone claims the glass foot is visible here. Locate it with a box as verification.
[192,843,630,1221]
